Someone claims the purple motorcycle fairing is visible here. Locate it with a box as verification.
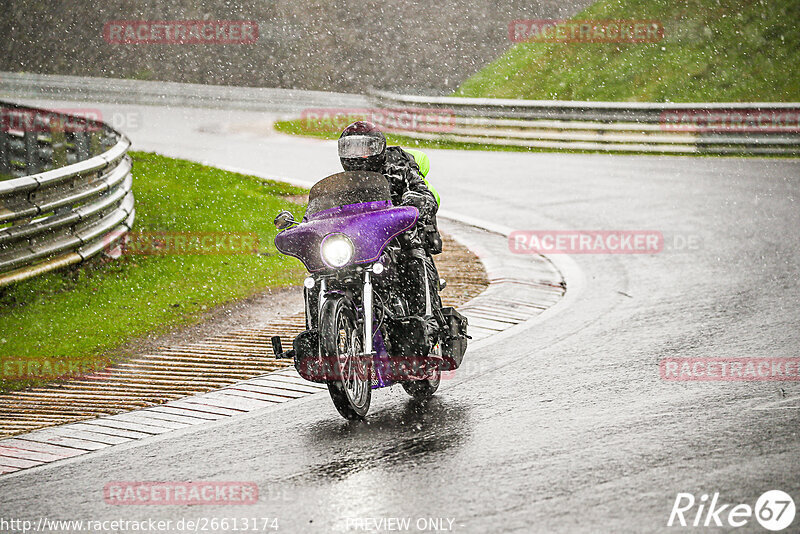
[275,200,419,272]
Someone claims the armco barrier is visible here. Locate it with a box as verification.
[369,90,800,155]
[0,101,134,286]
[0,71,368,113]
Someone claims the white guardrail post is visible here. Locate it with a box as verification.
[0,101,135,286]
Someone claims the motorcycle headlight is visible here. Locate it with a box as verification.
[321,233,354,268]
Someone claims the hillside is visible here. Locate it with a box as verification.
[455,0,800,102]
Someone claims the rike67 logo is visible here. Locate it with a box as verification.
[668,490,796,531]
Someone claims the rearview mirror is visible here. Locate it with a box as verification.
[273,210,297,230]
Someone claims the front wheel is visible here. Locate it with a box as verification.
[401,342,442,400]
[321,297,371,420]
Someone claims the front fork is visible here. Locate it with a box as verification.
[314,268,374,356]
[362,269,374,355]
[275,268,377,362]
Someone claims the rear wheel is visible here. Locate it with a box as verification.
[401,341,442,400]
[322,297,371,419]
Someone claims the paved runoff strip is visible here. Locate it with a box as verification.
[0,234,483,438]
[443,222,564,342]
[0,218,565,476]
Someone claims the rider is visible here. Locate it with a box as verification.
[337,120,442,351]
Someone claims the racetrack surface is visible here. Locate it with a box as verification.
[1,99,799,533]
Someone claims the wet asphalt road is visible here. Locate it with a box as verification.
[1,101,799,533]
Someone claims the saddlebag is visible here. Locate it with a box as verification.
[439,307,469,371]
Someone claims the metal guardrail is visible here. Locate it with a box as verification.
[3,74,796,155]
[0,101,134,286]
[370,90,800,155]
[1,72,369,113]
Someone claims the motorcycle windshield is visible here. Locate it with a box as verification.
[306,171,391,217]
[275,171,418,272]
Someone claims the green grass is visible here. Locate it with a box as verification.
[456,0,799,102]
[272,117,485,147]
[0,152,308,392]
[273,117,597,153]
[272,117,799,158]
[274,117,541,152]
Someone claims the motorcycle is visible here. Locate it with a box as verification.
[270,170,469,419]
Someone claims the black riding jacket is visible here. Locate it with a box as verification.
[381,146,438,225]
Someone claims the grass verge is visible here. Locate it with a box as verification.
[273,118,524,151]
[456,0,799,102]
[0,152,308,393]
[272,118,796,158]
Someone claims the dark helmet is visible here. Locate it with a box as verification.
[338,121,387,172]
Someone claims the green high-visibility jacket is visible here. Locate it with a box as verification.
[404,148,440,206]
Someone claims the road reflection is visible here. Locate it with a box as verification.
[288,396,472,529]
[296,395,473,483]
